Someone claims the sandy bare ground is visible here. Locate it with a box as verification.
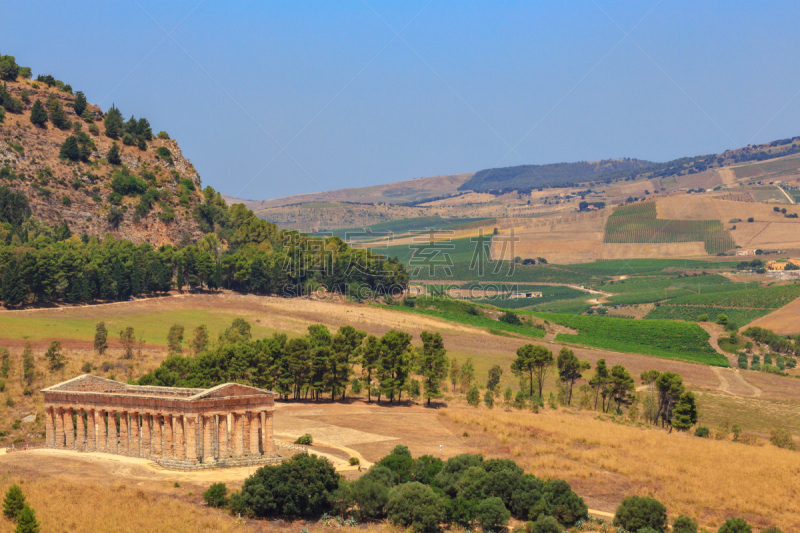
[747,295,800,334]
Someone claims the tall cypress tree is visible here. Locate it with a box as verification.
[29,99,47,127]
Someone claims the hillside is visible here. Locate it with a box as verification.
[223,172,472,210]
[0,61,205,246]
[460,158,653,192]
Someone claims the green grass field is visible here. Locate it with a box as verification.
[603,201,735,254]
[477,285,586,308]
[529,312,728,366]
[387,298,546,338]
[660,282,800,308]
[0,307,286,347]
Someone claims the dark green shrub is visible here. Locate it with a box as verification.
[202,483,228,508]
[376,447,413,483]
[238,453,339,517]
[111,172,147,196]
[531,515,561,533]
[499,311,522,325]
[466,385,481,406]
[694,427,709,438]
[672,514,698,533]
[533,479,587,527]
[510,473,543,519]
[386,482,447,533]
[410,455,443,485]
[475,496,510,531]
[346,466,395,519]
[295,433,313,445]
[447,496,479,528]
[718,517,752,533]
[435,453,484,497]
[613,495,667,533]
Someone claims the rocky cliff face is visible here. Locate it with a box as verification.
[0,78,205,246]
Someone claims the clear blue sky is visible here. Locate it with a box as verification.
[5,1,800,200]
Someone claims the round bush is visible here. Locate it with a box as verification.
[718,517,752,533]
[295,433,313,445]
[387,482,447,533]
[672,514,699,533]
[475,497,511,531]
[613,495,668,533]
[531,515,561,533]
[202,483,228,508]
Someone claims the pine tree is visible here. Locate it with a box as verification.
[29,99,47,127]
[104,104,124,138]
[59,135,80,161]
[73,91,87,117]
[106,142,121,165]
[176,258,184,292]
[2,484,25,519]
[14,504,40,533]
[44,340,66,371]
[47,99,70,130]
[21,342,34,386]
[671,391,698,431]
[419,331,448,406]
[94,322,108,354]
[2,261,24,307]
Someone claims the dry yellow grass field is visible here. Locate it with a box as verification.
[442,407,800,531]
[747,296,800,334]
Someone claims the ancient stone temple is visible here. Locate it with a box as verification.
[42,375,279,469]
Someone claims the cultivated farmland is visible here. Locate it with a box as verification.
[604,201,735,254]
[530,312,728,365]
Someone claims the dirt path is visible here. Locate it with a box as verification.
[711,366,762,397]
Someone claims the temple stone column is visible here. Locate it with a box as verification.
[45,408,54,448]
[130,413,140,456]
[263,411,273,455]
[243,413,251,455]
[119,412,128,454]
[248,412,259,455]
[203,415,214,463]
[87,410,96,451]
[141,414,151,456]
[174,415,185,460]
[55,409,65,448]
[65,408,75,448]
[260,411,266,454]
[76,410,85,450]
[185,416,197,462]
[107,411,116,453]
[233,413,244,457]
[164,414,173,458]
[96,410,107,452]
[152,414,162,456]
[218,415,227,459]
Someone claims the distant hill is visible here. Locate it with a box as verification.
[222,172,472,210]
[460,158,654,193]
[0,55,205,246]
